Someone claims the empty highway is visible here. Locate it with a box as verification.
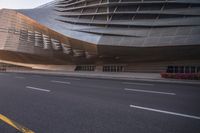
[0,72,200,133]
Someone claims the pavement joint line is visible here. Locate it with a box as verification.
[0,114,35,133]
[26,86,50,92]
[51,80,71,84]
[32,75,41,77]
[124,88,176,95]
[122,82,154,86]
[63,77,81,80]
[130,105,200,120]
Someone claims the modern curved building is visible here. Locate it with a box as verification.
[0,0,200,72]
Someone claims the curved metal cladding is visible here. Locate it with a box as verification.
[54,0,200,48]
[0,8,97,65]
[19,0,200,58]
[1,0,200,71]
[0,9,70,64]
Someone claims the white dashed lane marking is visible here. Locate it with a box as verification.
[26,86,50,92]
[130,105,200,120]
[124,88,176,95]
[15,76,25,79]
[51,80,71,84]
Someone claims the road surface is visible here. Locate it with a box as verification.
[0,72,200,133]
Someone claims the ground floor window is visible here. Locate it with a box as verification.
[197,66,200,73]
[103,65,124,72]
[166,66,199,73]
[75,65,95,71]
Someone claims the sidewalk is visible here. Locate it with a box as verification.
[4,70,200,85]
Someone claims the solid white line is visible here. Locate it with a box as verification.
[51,80,71,84]
[124,88,176,95]
[122,82,154,86]
[130,105,200,120]
[26,86,50,92]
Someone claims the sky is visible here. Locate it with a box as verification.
[0,0,53,9]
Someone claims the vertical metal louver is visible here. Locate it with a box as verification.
[61,43,72,54]
[42,34,51,49]
[73,49,85,57]
[27,30,35,43]
[35,31,43,47]
[51,38,62,50]
[19,30,28,42]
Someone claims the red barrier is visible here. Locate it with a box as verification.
[160,73,200,80]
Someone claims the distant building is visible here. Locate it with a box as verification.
[0,0,200,72]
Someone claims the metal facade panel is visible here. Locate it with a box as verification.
[0,0,199,66]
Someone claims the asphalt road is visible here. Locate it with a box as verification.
[0,72,200,133]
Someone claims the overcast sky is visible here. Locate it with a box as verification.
[0,0,53,9]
